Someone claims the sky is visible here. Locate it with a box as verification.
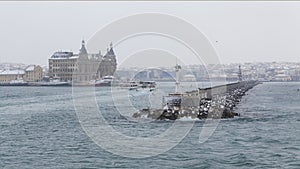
[0,1,300,67]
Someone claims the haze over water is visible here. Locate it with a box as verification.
[0,82,299,168]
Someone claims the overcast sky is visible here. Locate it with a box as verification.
[0,1,300,66]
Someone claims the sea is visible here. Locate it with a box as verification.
[0,82,299,169]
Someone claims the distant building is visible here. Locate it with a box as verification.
[98,43,117,78]
[48,51,78,82]
[272,74,292,81]
[24,65,43,82]
[183,74,196,81]
[48,40,117,82]
[0,70,25,82]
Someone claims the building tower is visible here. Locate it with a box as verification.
[98,42,117,78]
[79,40,87,55]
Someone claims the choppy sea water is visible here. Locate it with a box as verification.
[0,82,299,168]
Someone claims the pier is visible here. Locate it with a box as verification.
[132,80,261,120]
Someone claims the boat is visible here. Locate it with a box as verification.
[95,76,114,87]
[139,81,156,88]
[36,81,70,86]
[128,81,138,90]
[29,77,70,86]
[149,87,156,92]
[0,78,28,86]
[119,80,156,91]
[9,78,28,86]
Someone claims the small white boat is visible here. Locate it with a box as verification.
[8,78,28,86]
[31,77,70,86]
[95,76,114,87]
[139,81,156,88]
[129,83,138,91]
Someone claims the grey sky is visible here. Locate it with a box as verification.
[0,1,300,66]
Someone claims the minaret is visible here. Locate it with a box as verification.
[238,65,243,82]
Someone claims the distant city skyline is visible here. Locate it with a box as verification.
[1,2,300,66]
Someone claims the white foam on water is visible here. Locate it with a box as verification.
[177,116,200,121]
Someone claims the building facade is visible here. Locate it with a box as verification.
[48,40,117,82]
[24,65,43,82]
[98,44,117,77]
[48,51,78,82]
[0,70,25,82]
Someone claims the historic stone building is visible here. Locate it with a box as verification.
[98,43,117,77]
[48,40,117,82]
[24,65,43,82]
[0,70,25,83]
[0,65,43,83]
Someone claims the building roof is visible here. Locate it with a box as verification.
[49,41,114,61]
[25,65,35,71]
[109,42,115,56]
[51,51,74,59]
[0,70,25,75]
[50,56,79,60]
[103,42,115,57]
[275,74,290,77]
[109,47,115,55]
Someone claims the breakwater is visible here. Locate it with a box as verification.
[133,81,260,120]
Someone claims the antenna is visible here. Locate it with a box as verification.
[238,65,242,82]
